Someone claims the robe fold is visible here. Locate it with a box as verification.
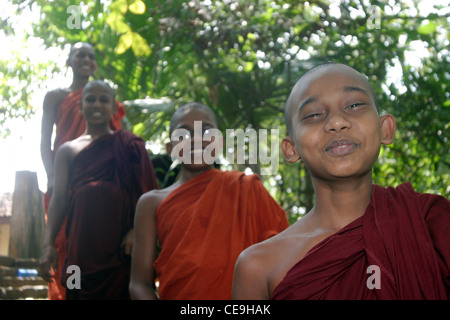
[44,88,125,300]
[154,169,289,300]
[61,130,158,300]
[271,183,450,300]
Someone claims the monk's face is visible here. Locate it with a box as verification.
[168,108,220,170]
[81,85,117,126]
[67,43,98,78]
[282,64,395,182]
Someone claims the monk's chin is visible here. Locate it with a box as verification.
[182,162,215,171]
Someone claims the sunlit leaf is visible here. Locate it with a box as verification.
[129,0,146,15]
[243,61,254,72]
[110,0,128,14]
[115,32,133,54]
[131,32,152,56]
[417,21,438,35]
[133,122,145,136]
[106,11,131,33]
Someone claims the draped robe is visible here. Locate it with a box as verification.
[271,183,450,300]
[61,130,157,299]
[44,88,125,299]
[154,169,289,300]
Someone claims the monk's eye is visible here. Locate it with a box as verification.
[182,133,191,140]
[345,103,365,110]
[302,112,325,121]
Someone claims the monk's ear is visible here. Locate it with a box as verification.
[92,61,98,73]
[165,141,173,155]
[281,137,301,163]
[112,101,118,115]
[380,113,396,145]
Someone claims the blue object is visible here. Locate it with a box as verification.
[17,268,38,277]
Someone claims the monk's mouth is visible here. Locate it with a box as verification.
[325,139,359,155]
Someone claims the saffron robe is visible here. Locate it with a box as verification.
[271,183,450,300]
[154,169,289,300]
[61,130,158,300]
[44,88,125,300]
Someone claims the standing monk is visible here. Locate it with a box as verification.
[39,80,158,299]
[40,42,125,299]
[129,102,289,300]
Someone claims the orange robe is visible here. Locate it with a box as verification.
[154,169,289,300]
[43,88,125,300]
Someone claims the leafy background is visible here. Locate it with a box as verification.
[2,0,449,223]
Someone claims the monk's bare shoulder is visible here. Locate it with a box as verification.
[136,180,182,216]
[232,221,300,299]
[56,135,92,163]
[43,88,71,112]
[54,139,79,164]
[234,214,330,298]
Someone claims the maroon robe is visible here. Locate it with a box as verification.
[61,130,158,300]
[271,183,449,300]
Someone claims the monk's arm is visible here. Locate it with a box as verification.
[39,143,72,282]
[232,247,270,300]
[40,90,61,189]
[129,193,159,300]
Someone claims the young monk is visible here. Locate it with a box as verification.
[40,42,125,299]
[39,80,158,300]
[129,102,289,300]
[232,62,450,300]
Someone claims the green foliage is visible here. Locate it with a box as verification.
[4,0,449,221]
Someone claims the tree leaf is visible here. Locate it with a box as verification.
[107,11,131,33]
[110,0,128,14]
[129,0,146,15]
[131,32,152,56]
[417,21,438,35]
[115,32,133,54]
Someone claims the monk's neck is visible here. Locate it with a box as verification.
[310,177,373,231]
[178,166,215,185]
[69,76,89,91]
[84,125,114,141]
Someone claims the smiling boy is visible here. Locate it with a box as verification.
[40,42,126,299]
[231,63,450,300]
[39,80,157,299]
[129,102,289,300]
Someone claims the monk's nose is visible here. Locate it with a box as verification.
[324,113,352,133]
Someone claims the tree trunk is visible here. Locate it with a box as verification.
[8,171,45,259]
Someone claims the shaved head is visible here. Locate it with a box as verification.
[284,63,379,137]
[169,102,219,135]
[82,80,116,100]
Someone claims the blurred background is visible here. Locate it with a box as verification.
[1,0,449,223]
